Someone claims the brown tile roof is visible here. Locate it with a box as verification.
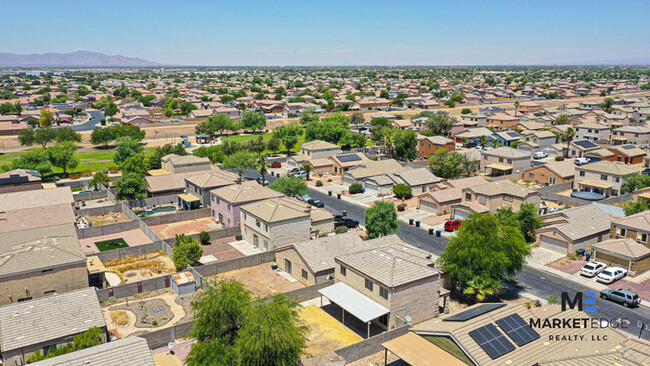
[211,181,284,204]
[612,210,650,232]
[0,186,73,211]
[593,238,650,259]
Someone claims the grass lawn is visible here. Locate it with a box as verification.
[94,238,129,252]
[225,132,375,153]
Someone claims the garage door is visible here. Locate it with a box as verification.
[420,201,438,214]
[453,209,470,220]
[518,146,532,153]
[364,182,380,195]
[287,160,297,169]
[540,235,569,254]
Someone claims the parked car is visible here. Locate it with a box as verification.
[600,289,641,308]
[298,194,312,202]
[308,199,324,208]
[288,168,300,174]
[256,177,269,186]
[334,216,359,228]
[596,266,627,284]
[574,157,590,165]
[533,151,548,159]
[580,261,607,277]
[444,219,463,232]
[641,167,650,176]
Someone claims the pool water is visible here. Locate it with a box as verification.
[137,206,177,217]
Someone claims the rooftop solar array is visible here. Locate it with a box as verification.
[574,140,598,149]
[336,154,362,163]
[443,303,506,322]
[469,323,515,359]
[622,145,636,150]
[507,132,520,137]
[496,314,540,346]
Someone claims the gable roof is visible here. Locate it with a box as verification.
[33,336,155,366]
[240,197,311,223]
[301,140,340,151]
[612,210,650,232]
[539,205,613,241]
[344,159,404,180]
[576,161,638,176]
[482,147,530,159]
[593,238,650,260]
[185,169,238,189]
[526,160,575,178]
[211,180,284,204]
[276,232,366,273]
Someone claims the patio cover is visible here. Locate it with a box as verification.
[578,180,612,189]
[486,163,512,171]
[178,193,200,202]
[382,332,466,366]
[318,282,389,323]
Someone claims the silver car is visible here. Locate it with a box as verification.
[600,289,641,307]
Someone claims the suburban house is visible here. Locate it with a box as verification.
[460,113,487,126]
[0,287,107,366]
[573,161,638,197]
[320,236,444,336]
[157,154,211,175]
[145,171,203,197]
[329,153,371,175]
[417,136,455,158]
[0,169,42,193]
[491,130,520,147]
[537,204,613,254]
[611,125,650,147]
[479,147,531,178]
[417,176,489,216]
[362,168,441,196]
[181,170,238,209]
[585,148,616,162]
[610,211,650,250]
[486,113,520,130]
[340,159,405,185]
[287,154,311,171]
[299,140,342,159]
[569,139,600,158]
[516,130,556,153]
[574,122,611,142]
[607,144,646,164]
[593,238,650,275]
[524,159,576,185]
[210,181,284,227]
[454,127,493,145]
[451,180,541,220]
[33,336,155,366]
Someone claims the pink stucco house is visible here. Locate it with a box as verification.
[210,181,284,227]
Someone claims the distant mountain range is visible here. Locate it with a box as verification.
[0,51,165,67]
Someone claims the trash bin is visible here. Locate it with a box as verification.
[337,193,342,199]
[436,230,441,237]
[271,171,275,176]
[585,253,592,261]
[576,248,586,257]
[428,228,434,235]
[328,191,332,196]
[409,218,414,225]
[342,211,347,217]
[361,188,365,193]
[415,221,420,228]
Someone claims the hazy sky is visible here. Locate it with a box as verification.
[2,0,649,66]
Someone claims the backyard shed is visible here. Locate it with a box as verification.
[171,271,196,295]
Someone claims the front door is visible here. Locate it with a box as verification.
[284,259,292,274]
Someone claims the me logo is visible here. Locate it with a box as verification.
[561,292,597,312]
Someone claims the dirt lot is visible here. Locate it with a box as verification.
[79,228,154,255]
[209,262,305,297]
[104,251,176,283]
[200,235,245,262]
[150,217,218,239]
[299,305,362,356]
[87,211,130,227]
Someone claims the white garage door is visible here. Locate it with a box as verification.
[518,146,532,153]
[540,235,569,254]
[453,209,470,220]
[287,160,297,169]
[364,182,380,195]
[420,201,438,214]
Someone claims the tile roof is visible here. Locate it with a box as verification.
[540,205,612,241]
[145,171,199,193]
[240,197,311,223]
[0,187,73,211]
[344,159,404,180]
[211,180,284,204]
[593,238,650,259]
[185,169,238,188]
[160,154,210,166]
[301,140,340,151]
[576,161,638,176]
[0,287,106,352]
[527,160,575,178]
[483,147,530,159]
[32,336,155,366]
[468,180,539,198]
[277,232,366,273]
[612,210,650,232]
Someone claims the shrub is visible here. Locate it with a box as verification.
[327,179,333,182]
[152,320,159,326]
[110,310,129,325]
[108,165,119,173]
[335,226,348,234]
[349,183,363,194]
[554,156,564,161]
[392,184,412,199]
[81,168,93,177]
[270,161,281,168]
[69,173,81,180]
[397,203,407,211]
[315,180,323,187]
[199,231,211,244]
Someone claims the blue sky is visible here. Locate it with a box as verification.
[2,0,649,65]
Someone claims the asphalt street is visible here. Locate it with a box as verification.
[62,110,105,131]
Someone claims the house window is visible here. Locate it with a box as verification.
[212,209,215,217]
[340,265,346,276]
[529,173,535,179]
[579,171,585,177]
[302,269,308,280]
[365,279,374,291]
[616,227,626,237]
[465,193,472,201]
[264,224,268,231]
[507,159,512,164]
[498,158,504,163]
[549,177,556,185]
[600,174,608,181]
[44,290,56,294]
[380,286,388,299]
[637,232,648,243]
[41,268,53,273]
[483,155,488,160]
[216,197,220,204]
[615,177,620,183]
[256,219,261,228]
[479,195,486,205]
[227,204,231,211]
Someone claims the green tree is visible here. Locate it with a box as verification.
[365,201,400,239]
[55,127,82,143]
[496,204,543,243]
[104,102,118,117]
[48,141,78,175]
[424,113,456,135]
[462,277,497,302]
[34,128,58,148]
[561,127,576,158]
[273,122,303,155]
[112,124,146,141]
[270,175,308,196]
[303,163,312,181]
[121,155,148,177]
[241,111,267,132]
[599,97,614,113]
[89,172,111,190]
[621,173,650,194]
[90,127,116,147]
[299,109,320,125]
[555,113,571,125]
[173,234,204,271]
[146,144,187,170]
[113,136,144,166]
[11,148,53,175]
[223,151,257,183]
[391,129,417,161]
[429,149,475,179]
[478,135,490,149]
[461,108,472,115]
[351,111,365,125]
[39,108,54,127]
[257,155,269,186]
[17,128,35,146]
[180,101,198,115]
[444,100,456,108]
[624,200,650,216]
[115,173,147,200]
[438,213,531,298]
[27,327,104,362]
[392,184,412,199]
[514,101,520,117]
[267,137,281,155]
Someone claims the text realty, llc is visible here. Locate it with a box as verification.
[529,292,631,342]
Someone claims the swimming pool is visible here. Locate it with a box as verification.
[137,206,177,217]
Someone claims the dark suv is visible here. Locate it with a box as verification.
[600,289,641,308]
[334,215,359,228]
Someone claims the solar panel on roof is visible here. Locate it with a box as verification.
[443,303,506,322]
[496,313,540,346]
[469,323,515,359]
[622,145,636,150]
[337,154,362,163]
[574,140,598,149]
[507,132,520,137]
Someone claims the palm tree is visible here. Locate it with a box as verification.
[303,163,312,181]
[257,154,268,187]
[514,101,520,117]
[562,127,576,158]
[463,277,497,302]
[478,135,490,150]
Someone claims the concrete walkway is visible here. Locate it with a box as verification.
[229,240,263,256]
[528,247,566,266]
